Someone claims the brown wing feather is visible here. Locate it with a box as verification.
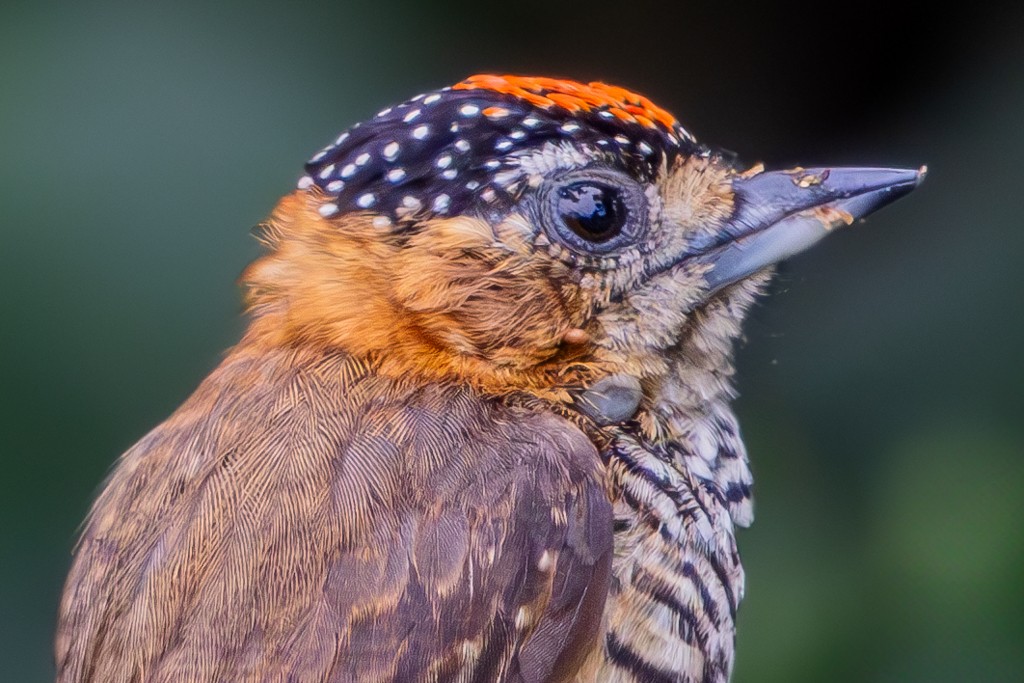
[56,349,612,682]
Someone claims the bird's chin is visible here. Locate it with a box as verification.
[692,269,774,324]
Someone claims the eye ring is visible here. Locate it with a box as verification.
[540,168,647,254]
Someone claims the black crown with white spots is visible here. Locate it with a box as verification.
[300,79,701,227]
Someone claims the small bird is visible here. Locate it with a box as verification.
[56,74,923,682]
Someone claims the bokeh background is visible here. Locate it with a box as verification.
[3,1,1023,681]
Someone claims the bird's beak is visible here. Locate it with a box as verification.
[700,165,927,293]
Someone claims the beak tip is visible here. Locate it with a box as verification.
[706,162,927,292]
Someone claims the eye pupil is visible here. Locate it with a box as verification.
[557,182,626,242]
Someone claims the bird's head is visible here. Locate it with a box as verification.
[243,74,923,407]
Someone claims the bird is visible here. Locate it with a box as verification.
[55,74,924,683]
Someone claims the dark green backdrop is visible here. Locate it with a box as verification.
[2,1,1022,681]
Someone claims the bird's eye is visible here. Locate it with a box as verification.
[540,168,647,254]
[557,183,626,243]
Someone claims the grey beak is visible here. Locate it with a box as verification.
[701,165,927,293]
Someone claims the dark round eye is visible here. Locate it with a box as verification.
[557,183,627,243]
[540,168,647,255]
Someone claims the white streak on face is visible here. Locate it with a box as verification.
[492,169,521,187]
[645,183,664,226]
[511,140,598,176]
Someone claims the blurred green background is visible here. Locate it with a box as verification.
[2,1,1023,681]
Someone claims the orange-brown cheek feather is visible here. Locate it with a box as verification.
[241,191,600,397]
